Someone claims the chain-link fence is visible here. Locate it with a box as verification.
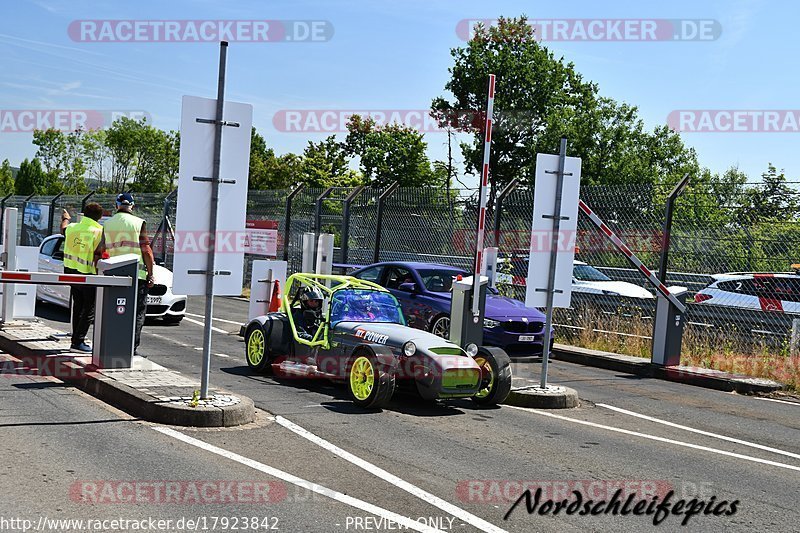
[4,183,800,358]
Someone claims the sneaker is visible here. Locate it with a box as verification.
[70,342,92,353]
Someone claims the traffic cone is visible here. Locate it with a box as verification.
[268,280,281,312]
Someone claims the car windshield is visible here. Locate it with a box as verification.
[330,289,405,325]
[573,264,611,282]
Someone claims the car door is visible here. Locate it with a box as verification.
[37,237,61,302]
[50,237,71,306]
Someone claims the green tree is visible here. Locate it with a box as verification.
[104,117,176,192]
[742,164,799,223]
[299,135,364,188]
[345,115,438,188]
[32,129,67,176]
[0,159,14,196]
[432,16,700,200]
[248,127,302,190]
[15,158,47,195]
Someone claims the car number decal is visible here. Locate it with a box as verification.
[354,328,389,345]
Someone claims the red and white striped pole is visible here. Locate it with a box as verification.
[473,74,495,317]
[578,200,686,313]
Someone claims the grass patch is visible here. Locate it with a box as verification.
[555,308,799,391]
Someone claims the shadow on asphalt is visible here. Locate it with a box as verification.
[35,300,70,323]
[0,418,137,428]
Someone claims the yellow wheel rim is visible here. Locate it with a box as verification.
[247,329,265,366]
[474,356,494,399]
[350,356,374,401]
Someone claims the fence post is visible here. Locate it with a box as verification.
[283,184,305,263]
[159,189,178,265]
[47,192,65,234]
[657,173,690,282]
[80,191,96,212]
[340,185,366,265]
[314,187,335,239]
[493,178,519,249]
[374,182,399,263]
[0,193,13,244]
[792,318,800,357]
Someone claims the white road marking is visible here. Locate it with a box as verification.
[597,403,800,461]
[275,415,508,533]
[183,317,229,334]
[214,353,230,358]
[186,312,243,326]
[153,427,443,533]
[755,397,800,406]
[504,405,800,473]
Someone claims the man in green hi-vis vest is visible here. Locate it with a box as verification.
[95,193,155,356]
[60,203,104,353]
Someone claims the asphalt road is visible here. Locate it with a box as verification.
[11,296,800,532]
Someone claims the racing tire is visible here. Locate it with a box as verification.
[430,314,451,339]
[347,352,395,409]
[245,324,273,374]
[471,347,512,406]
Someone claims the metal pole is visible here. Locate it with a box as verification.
[283,183,304,262]
[200,41,228,399]
[47,192,64,235]
[81,191,96,212]
[472,74,496,317]
[540,137,568,389]
[657,173,690,283]
[160,189,178,265]
[340,185,365,264]
[493,178,519,248]
[0,193,13,244]
[1,208,18,322]
[314,187,335,240]
[374,182,399,263]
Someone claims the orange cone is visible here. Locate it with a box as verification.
[268,280,282,313]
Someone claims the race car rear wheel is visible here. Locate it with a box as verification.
[245,325,272,374]
[348,353,395,409]
[471,347,512,406]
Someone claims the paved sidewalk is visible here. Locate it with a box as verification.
[0,320,254,426]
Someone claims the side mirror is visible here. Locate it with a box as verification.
[398,282,417,293]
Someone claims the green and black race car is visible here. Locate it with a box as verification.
[243,273,512,409]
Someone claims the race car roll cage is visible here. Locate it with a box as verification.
[282,273,396,350]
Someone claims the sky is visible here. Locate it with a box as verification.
[0,0,796,187]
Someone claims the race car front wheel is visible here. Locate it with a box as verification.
[245,325,272,374]
[347,353,395,409]
[471,347,512,406]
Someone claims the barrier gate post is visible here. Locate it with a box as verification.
[92,255,139,369]
[1,208,18,323]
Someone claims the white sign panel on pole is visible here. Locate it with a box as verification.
[525,153,582,308]
[248,260,287,321]
[0,245,39,318]
[173,95,253,296]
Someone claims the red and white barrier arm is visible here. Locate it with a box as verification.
[577,200,686,313]
[0,271,132,287]
[473,74,496,316]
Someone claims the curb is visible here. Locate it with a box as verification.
[0,323,255,427]
[504,385,579,409]
[552,344,784,394]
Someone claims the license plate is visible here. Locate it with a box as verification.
[146,296,162,304]
[519,335,536,342]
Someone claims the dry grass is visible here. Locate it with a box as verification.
[555,308,799,391]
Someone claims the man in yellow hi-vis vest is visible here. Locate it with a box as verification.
[95,193,155,356]
[60,203,104,353]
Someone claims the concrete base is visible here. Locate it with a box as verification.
[504,385,579,409]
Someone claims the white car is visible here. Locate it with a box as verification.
[694,271,800,314]
[37,234,186,323]
[497,258,654,299]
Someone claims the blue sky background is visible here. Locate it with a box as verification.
[0,0,794,187]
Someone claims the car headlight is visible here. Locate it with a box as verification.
[402,341,416,357]
[465,343,479,357]
[483,318,500,329]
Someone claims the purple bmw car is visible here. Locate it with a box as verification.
[350,261,551,358]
